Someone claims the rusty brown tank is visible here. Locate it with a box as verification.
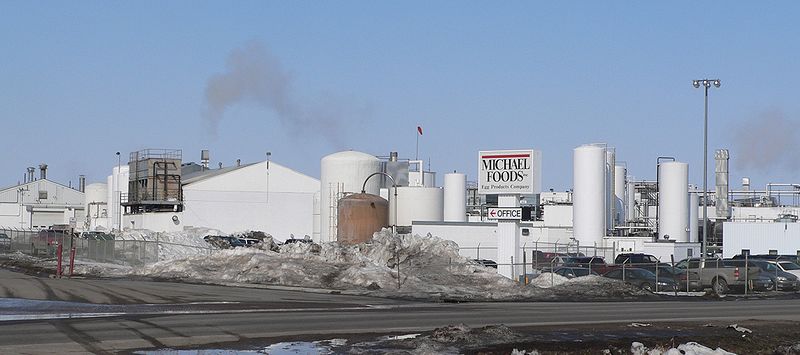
[337,193,389,244]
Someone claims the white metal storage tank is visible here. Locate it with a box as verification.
[626,181,636,222]
[614,164,626,225]
[320,151,382,242]
[689,189,699,243]
[443,173,466,222]
[391,186,444,227]
[605,148,616,230]
[573,144,607,246]
[658,161,689,242]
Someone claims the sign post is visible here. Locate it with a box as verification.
[478,149,541,279]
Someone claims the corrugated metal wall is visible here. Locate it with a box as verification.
[722,222,800,258]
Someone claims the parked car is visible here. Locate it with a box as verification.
[726,259,799,291]
[472,259,498,269]
[602,268,678,292]
[237,238,261,247]
[638,264,703,292]
[731,254,800,264]
[769,260,800,279]
[675,257,761,295]
[0,233,10,251]
[563,256,615,274]
[32,229,71,256]
[284,237,314,245]
[614,253,661,265]
[203,235,245,249]
[552,266,599,279]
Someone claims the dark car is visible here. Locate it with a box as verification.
[614,253,661,266]
[204,235,245,249]
[472,259,498,269]
[745,260,799,291]
[638,264,703,292]
[603,267,678,292]
[0,233,10,251]
[552,266,599,279]
[283,237,313,244]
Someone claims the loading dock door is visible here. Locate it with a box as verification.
[31,211,63,229]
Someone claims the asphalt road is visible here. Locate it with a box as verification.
[2,269,800,353]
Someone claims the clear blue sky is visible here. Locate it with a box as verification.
[2,2,799,191]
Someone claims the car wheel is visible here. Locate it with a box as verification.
[712,278,728,295]
[641,283,653,292]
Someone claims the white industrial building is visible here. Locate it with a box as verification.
[0,166,85,230]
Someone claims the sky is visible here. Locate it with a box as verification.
[1,2,799,192]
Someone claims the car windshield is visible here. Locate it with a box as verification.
[779,261,800,270]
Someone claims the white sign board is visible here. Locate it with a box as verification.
[478,149,540,195]
[486,207,523,220]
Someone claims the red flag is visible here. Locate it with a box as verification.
[417,126,423,135]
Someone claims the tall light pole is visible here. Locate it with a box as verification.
[692,79,720,257]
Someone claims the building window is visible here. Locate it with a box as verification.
[38,191,48,200]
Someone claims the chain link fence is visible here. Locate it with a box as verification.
[0,227,216,267]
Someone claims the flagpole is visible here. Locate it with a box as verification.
[416,131,419,160]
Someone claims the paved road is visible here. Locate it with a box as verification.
[2,269,800,353]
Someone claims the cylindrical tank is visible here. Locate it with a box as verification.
[390,186,444,227]
[605,149,615,230]
[626,181,636,222]
[443,173,466,222]
[337,193,389,245]
[573,144,607,246]
[321,151,382,242]
[658,161,689,242]
[689,189,699,243]
[614,164,626,225]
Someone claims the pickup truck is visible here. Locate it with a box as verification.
[675,257,761,295]
[31,229,72,256]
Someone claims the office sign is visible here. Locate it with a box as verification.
[478,149,539,195]
[487,207,523,220]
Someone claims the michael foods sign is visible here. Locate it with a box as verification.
[478,149,541,195]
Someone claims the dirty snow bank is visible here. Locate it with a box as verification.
[115,227,221,260]
[131,229,652,301]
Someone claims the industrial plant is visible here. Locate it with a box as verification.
[2,139,800,282]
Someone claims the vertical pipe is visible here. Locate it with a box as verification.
[702,86,708,257]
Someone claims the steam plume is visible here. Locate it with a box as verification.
[204,41,348,145]
[733,110,800,173]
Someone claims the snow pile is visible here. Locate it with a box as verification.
[631,341,735,355]
[115,227,221,260]
[135,230,544,300]
[528,272,569,288]
[128,229,658,301]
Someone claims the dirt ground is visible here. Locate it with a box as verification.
[450,320,800,354]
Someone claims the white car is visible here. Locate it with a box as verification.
[770,260,800,279]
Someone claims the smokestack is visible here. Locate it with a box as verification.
[39,164,48,180]
[201,150,210,170]
[27,167,35,182]
[389,151,398,162]
[715,149,731,220]
[79,175,86,192]
[742,177,750,191]
[236,159,241,167]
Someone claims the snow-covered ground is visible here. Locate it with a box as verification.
[115,227,221,261]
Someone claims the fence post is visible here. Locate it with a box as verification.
[744,253,749,295]
[56,241,63,278]
[654,261,658,292]
[622,258,628,282]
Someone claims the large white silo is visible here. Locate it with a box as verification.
[614,164,626,225]
[573,144,607,246]
[689,189,699,243]
[658,161,689,242]
[320,151,382,242]
[443,173,467,222]
[391,186,444,227]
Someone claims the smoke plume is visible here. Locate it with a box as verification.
[204,41,349,145]
[733,110,800,173]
